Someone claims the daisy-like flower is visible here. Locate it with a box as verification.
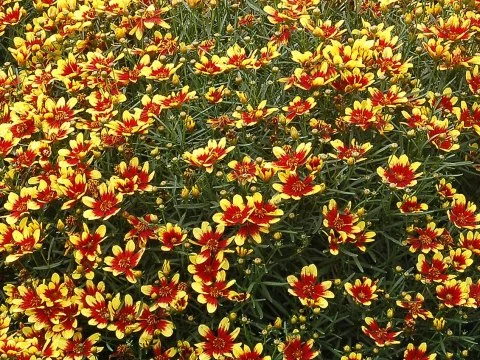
[82,182,123,221]
[416,253,453,283]
[272,143,312,172]
[278,335,319,360]
[61,332,103,360]
[191,222,232,257]
[282,96,316,122]
[323,199,361,241]
[196,317,241,360]
[448,248,473,272]
[108,294,141,339]
[4,187,40,225]
[377,154,422,189]
[183,137,235,173]
[436,279,468,307]
[405,222,444,253]
[436,178,456,199]
[362,317,401,347]
[465,277,480,308]
[343,99,378,131]
[104,240,144,283]
[397,195,428,214]
[273,171,325,201]
[137,306,174,347]
[212,195,253,228]
[447,194,480,229]
[192,271,237,313]
[141,263,186,310]
[157,223,187,251]
[227,156,257,184]
[232,100,278,128]
[232,343,271,360]
[459,231,480,255]
[287,264,334,308]
[403,343,436,360]
[396,293,433,320]
[344,277,379,306]
[329,139,372,164]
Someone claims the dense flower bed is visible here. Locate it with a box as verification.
[1,0,480,359]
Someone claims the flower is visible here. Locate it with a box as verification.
[272,142,312,171]
[447,194,480,229]
[107,294,141,339]
[416,253,452,283]
[396,293,433,320]
[157,223,187,251]
[227,156,257,184]
[397,195,428,214]
[232,343,271,360]
[405,222,444,253]
[403,343,436,360]
[323,199,361,241]
[192,271,237,313]
[377,154,422,189]
[61,332,103,360]
[104,240,144,283]
[362,317,401,347]
[344,277,379,306]
[278,336,319,360]
[287,264,334,308]
[329,139,372,164]
[81,182,123,221]
[183,138,235,173]
[195,317,241,360]
[436,279,468,307]
[272,171,325,201]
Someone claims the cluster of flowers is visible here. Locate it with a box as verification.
[1,0,480,358]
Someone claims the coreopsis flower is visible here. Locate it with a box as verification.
[103,240,144,283]
[233,100,278,128]
[397,195,428,214]
[244,192,283,236]
[204,85,229,104]
[369,85,408,108]
[272,171,325,201]
[344,277,379,305]
[183,137,235,173]
[272,143,312,171]
[466,66,480,95]
[448,248,473,272]
[42,97,82,129]
[287,264,334,308]
[150,341,177,358]
[232,343,271,360]
[436,279,469,307]
[416,253,453,283]
[447,194,480,229]
[459,231,480,255]
[191,222,232,257]
[112,157,155,194]
[427,118,460,152]
[4,187,40,225]
[80,291,112,329]
[377,154,422,189]
[108,294,141,339]
[69,223,106,263]
[282,96,316,122]
[330,139,372,164]
[196,317,241,360]
[403,343,436,360]
[157,223,187,251]
[82,182,123,220]
[401,107,429,128]
[213,195,252,228]
[192,270,237,313]
[343,99,378,130]
[405,222,444,253]
[333,68,375,93]
[349,223,376,252]
[188,251,229,285]
[436,178,456,199]
[61,332,103,360]
[56,173,88,210]
[362,317,401,347]
[137,306,174,347]
[278,336,319,360]
[465,277,480,308]
[396,293,433,320]
[323,199,360,241]
[124,213,159,248]
[195,55,231,75]
[227,156,257,184]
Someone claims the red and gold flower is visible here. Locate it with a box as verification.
[287,264,334,308]
[362,317,401,347]
[436,279,468,307]
[272,142,312,171]
[273,171,325,201]
[104,240,144,283]
[403,343,436,360]
[377,154,422,189]
[344,277,379,306]
[82,182,123,221]
[195,317,241,360]
[448,194,480,229]
[278,336,319,360]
